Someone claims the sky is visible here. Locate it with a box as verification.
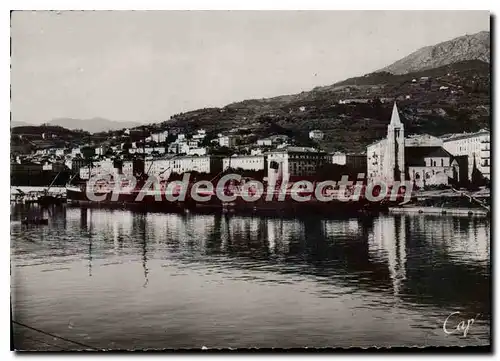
[11,10,490,124]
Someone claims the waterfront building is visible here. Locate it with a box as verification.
[367,102,459,187]
[266,146,329,184]
[441,129,490,180]
[170,156,223,175]
[405,147,458,188]
[145,157,173,179]
[223,155,266,171]
[128,147,166,155]
[367,103,405,183]
[142,155,224,177]
[331,152,367,172]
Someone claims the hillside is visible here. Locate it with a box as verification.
[11,125,90,152]
[379,31,490,75]
[162,59,489,153]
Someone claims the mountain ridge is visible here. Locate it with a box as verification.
[378,31,490,75]
[11,117,142,133]
[11,31,490,153]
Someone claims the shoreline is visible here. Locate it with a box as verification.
[388,206,489,217]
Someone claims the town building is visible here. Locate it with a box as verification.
[404,134,443,147]
[338,99,371,105]
[145,157,174,179]
[95,145,109,156]
[142,155,224,177]
[309,130,324,141]
[168,142,189,155]
[331,152,367,172]
[331,152,347,165]
[256,135,289,147]
[70,155,87,174]
[150,130,169,143]
[256,138,272,147]
[170,156,223,175]
[187,139,199,148]
[218,135,238,148]
[128,147,166,155]
[192,129,207,140]
[266,146,329,184]
[42,161,66,172]
[441,129,490,180]
[405,147,458,187]
[223,155,266,171]
[186,147,207,156]
[49,148,66,157]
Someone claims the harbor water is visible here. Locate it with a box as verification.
[11,204,490,349]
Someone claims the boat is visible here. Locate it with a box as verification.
[66,174,409,216]
[37,194,66,205]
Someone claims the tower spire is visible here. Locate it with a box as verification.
[390,101,402,127]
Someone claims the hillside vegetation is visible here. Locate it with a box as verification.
[162,60,489,153]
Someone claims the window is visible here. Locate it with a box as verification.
[441,159,444,167]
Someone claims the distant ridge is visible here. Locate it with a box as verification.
[47,117,142,133]
[10,121,32,128]
[10,31,490,153]
[379,31,490,75]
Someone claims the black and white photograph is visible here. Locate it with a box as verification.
[9,9,491,351]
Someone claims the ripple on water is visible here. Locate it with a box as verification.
[11,206,491,349]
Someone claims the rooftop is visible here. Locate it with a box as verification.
[405,146,453,166]
[266,146,325,154]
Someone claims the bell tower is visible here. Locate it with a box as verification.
[383,102,405,183]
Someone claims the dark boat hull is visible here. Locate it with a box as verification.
[21,219,48,225]
[66,186,394,216]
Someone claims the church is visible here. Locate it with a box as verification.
[367,102,460,188]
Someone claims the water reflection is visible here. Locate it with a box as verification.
[11,204,490,348]
[369,216,407,296]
